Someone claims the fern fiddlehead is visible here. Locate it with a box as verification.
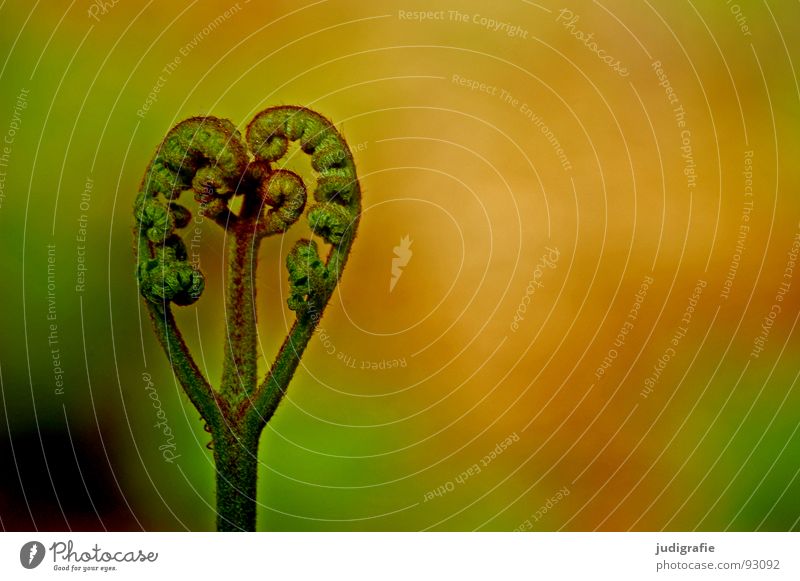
[134,107,361,531]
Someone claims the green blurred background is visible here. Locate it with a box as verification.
[1,0,799,531]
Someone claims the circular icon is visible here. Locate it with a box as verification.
[19,541,45,569]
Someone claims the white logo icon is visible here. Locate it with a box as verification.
[390,235,413,292]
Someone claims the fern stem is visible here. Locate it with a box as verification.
[221,227,260,398]
[213,424,259,531]
[146,301,221,427]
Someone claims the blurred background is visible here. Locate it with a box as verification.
[0,0,798,531]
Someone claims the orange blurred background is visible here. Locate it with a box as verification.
[0,0,798,531]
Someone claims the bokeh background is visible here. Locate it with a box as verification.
[1,0,799,531]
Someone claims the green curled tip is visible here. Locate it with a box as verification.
[255,169,307,235]
[308,203,355,245]
[138,255,205,306]
[285,239,330,316]
[143,116,249,201]
[245,106,360,209]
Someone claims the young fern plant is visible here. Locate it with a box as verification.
[133,106,361,531]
